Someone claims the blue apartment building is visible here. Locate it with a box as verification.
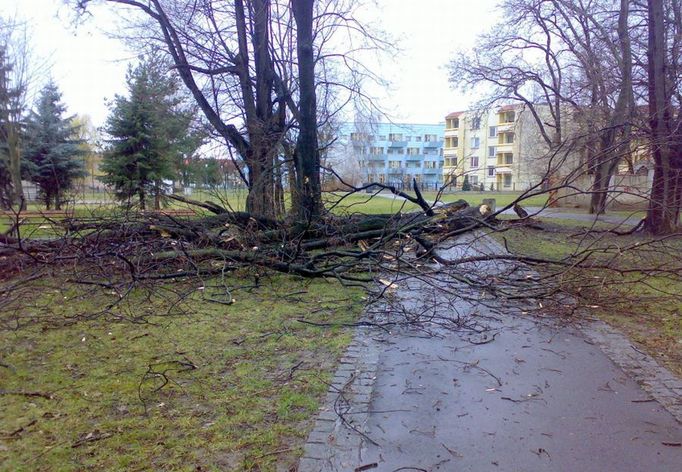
[339,122,445,190]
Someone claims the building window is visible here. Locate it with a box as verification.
[489,126,497,138]
[504,174,512,187]
[488,146,496,157]
[470,137,480,149]
[446,118,459,129]
[425,161,437,169]
[471,117,481,130]
[446,137,459,148]
[469,175,479,185]
[498,132,515,144]
[388,160,401,169]
[424,134,438,142]
[405,136,412,141]
[370,147,383,155]
[487,166,495,177]
[407,147,420,155]
[388,133,403,141]
[445,157,458,167]
[500,111,515,123]
[415,136,422,142]
[470,156,479,168]
[497,153,514,165]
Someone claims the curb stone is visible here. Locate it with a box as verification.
[580,319,682,423]
[298,327,381,472]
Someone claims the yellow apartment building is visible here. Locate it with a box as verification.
[443,105,547,191]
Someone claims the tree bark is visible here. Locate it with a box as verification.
[292,0,322,222]
[644,0,678,234]
[589,0,633,215]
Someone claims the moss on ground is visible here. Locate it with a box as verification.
[0,272,364,471]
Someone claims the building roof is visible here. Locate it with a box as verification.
[445,111,465,119]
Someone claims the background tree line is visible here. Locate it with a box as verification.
[0,16,85,211]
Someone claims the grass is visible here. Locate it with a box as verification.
[426,191,548,208]
[0,271,365,471]
[495,219,682,377]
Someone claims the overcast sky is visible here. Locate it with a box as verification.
[3,0,499,127]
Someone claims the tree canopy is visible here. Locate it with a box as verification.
[24,81,84,210]
[101,56,202,210]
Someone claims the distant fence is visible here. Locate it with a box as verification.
[555,173,651,209]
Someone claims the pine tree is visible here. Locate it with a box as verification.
[462,175,471,191]
[24,81,84,210]
[102,57,201,210]
[0,45,25,210]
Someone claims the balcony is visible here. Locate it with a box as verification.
[388,140,407,147]
[367,153,387,160]
[423,139,443,148]
[496,155,514,167]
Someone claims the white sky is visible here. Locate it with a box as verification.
[3,0,499,127]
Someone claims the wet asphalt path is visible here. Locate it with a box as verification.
[358,309,681,471]
[324,236,681,472]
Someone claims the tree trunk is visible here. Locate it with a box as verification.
[7,123,25,210]
[139,188,146,211]
[644,0,678,234]
[292,0,322,222]
[589,0,633,215]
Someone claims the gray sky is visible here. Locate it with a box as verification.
[3,0,499,127]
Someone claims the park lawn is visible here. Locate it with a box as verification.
[323,190,549,216]
[495,220,682,377]
[428,191,549,208]
[324,192,421,215]
[0,271,365,471]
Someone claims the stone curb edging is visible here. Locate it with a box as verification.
[298,327,381,472]
[581,319,682,423]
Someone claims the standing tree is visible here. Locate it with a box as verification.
[102,57,201,210]
[449,0,636,214]
[0,16,33,210]
[23,81,84,210]
[462,175,471,191]
[642,0,682,234]
[73,0,387,223]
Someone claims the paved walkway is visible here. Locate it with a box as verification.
[299,235,681,472]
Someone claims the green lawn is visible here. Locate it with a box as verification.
[0,272,364,471]
[424,190,549,208]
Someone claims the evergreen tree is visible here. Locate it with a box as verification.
[24,81,84,210]
[102,56,201,210]
[462,175,471,191]
[0,44,25,209]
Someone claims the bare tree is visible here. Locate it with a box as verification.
[73,0,387,223]
[448,0,637,214]
[643,0,682,234]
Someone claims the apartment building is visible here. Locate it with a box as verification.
[337,122,445,190]
[443,105,545,191]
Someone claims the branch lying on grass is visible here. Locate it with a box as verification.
[0,390,53,400]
